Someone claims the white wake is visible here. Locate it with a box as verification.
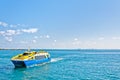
[51,58,63,62]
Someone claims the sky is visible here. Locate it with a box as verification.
[0,0,120,49]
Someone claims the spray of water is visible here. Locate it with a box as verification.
[51,58,63,62]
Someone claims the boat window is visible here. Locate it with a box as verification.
[35,55,45,60]
[34,52,37,54]
[23,53,29,56]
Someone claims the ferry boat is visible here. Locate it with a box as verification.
[11,50,51,68]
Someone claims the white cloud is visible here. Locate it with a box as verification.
[46,35,50,38]
[22,28,38,33]
[40,35,50,39]
[0,28,38,43]
[0,30,16,36]
[72,38,81,45]
[0,21,8,27]
[0,31,5,35]
[112,37,120,40]
[6,30,16,36]
[54,40,57,42]
[32,40,36,43]
[34,36,38,39]
[0,21,30,28]
[0,29,22,36]
[5,37,12,42]
[52,40,57,46]
[40,36,43,38]
[16,30,21,35]
[10,24,17,28]
[72,41,81,45]
[4,28,38,35]
[98,37,104,40]
[9,23,29,28]
[74,38,78,41]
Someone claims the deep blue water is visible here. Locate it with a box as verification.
[0,49,120,80]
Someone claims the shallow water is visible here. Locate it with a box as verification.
[0,49,120,80]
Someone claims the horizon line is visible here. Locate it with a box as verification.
[1,48,120,50]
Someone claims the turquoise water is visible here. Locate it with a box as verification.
[0,49,120,80]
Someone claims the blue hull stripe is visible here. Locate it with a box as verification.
[12,58,51,67]
[24,58,51,67]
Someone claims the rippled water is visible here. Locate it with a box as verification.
[0,49,120,80]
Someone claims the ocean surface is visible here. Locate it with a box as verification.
[0,49,120,80]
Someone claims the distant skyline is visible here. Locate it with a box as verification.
[0,0,120,49]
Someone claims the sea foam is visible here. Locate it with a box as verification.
[51,58,63,62]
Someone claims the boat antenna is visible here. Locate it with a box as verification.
[28,46,30,52]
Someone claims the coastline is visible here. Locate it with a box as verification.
[1,48,120,52]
